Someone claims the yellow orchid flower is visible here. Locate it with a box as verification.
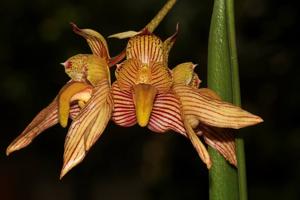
[6,1,263,177]
[7,0,179,178]
[7,24,262,178]
[112,31,263,168]
[7,24,113,178]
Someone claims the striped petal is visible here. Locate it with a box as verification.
[147,88,212,168]
[115,59,140,91]
[71,23,110,60]
[147,88,236,167]
[150,62,172,93]
[6,98,81,156]
[173,85,263,129]
[126,35,163,64]
[111,82,136,127]
[116,59,172,93]
[183,118,212,169]
[148,92,185,135]
[198,88,221,100]
[61,80,113,178]
[6,98,58,156]
[69,104,81,119]
[199,125,237,166]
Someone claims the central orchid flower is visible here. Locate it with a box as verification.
[6,23,263,178]
[111,30,263,168]
[112,31,173,127]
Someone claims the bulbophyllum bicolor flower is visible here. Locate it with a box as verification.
[6,24,263,178]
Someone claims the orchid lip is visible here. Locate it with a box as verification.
[133,84,157,127]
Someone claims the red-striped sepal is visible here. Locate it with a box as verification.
[116,58,172,93]
[198,125,237,166]
[71,23,110,61]
[61,80,113,178]
[115,59,139,91]
[6,98,81,156]
[173,85,263,129]
[150,62,172,93]
[126,34,164,64]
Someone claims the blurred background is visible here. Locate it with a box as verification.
[0,0,299,199]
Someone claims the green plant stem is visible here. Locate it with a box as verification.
[225,0,248,199]
[145,0,177,32]
[207,0,242,199]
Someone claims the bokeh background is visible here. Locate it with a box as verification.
[0,0,299,199]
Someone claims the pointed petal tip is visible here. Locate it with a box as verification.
[60,150,86,180]
[70,22,79,31]
[176,85,264,129]
[233,113,264,129]
[203,153,212,169]
[258,116,264,123]
[206,161,212,169]
[6,147,12,156]
[251,115,263,125]
[59,169,67,180]
[59,174,64,180]
[6,142,23,156]
[59,162,75,180]
[183,119,212,169]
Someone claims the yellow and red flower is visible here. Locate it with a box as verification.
[7,24,263,178]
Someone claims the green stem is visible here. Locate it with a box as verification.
[225,0,241,106]
[145,0,177,32]
[207,0,246,199]
[225,0,248,199]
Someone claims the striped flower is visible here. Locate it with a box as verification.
[112,31,263,168]
[6,24,263,178]
[7,24,114,178]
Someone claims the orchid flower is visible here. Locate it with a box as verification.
[6,23,263,179]
[6,0,180,178]
[7,24,114,178]
[111,29,263,168]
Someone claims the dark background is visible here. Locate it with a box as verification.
[0,0,299,199]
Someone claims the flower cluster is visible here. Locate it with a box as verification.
[6,23,262,178]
